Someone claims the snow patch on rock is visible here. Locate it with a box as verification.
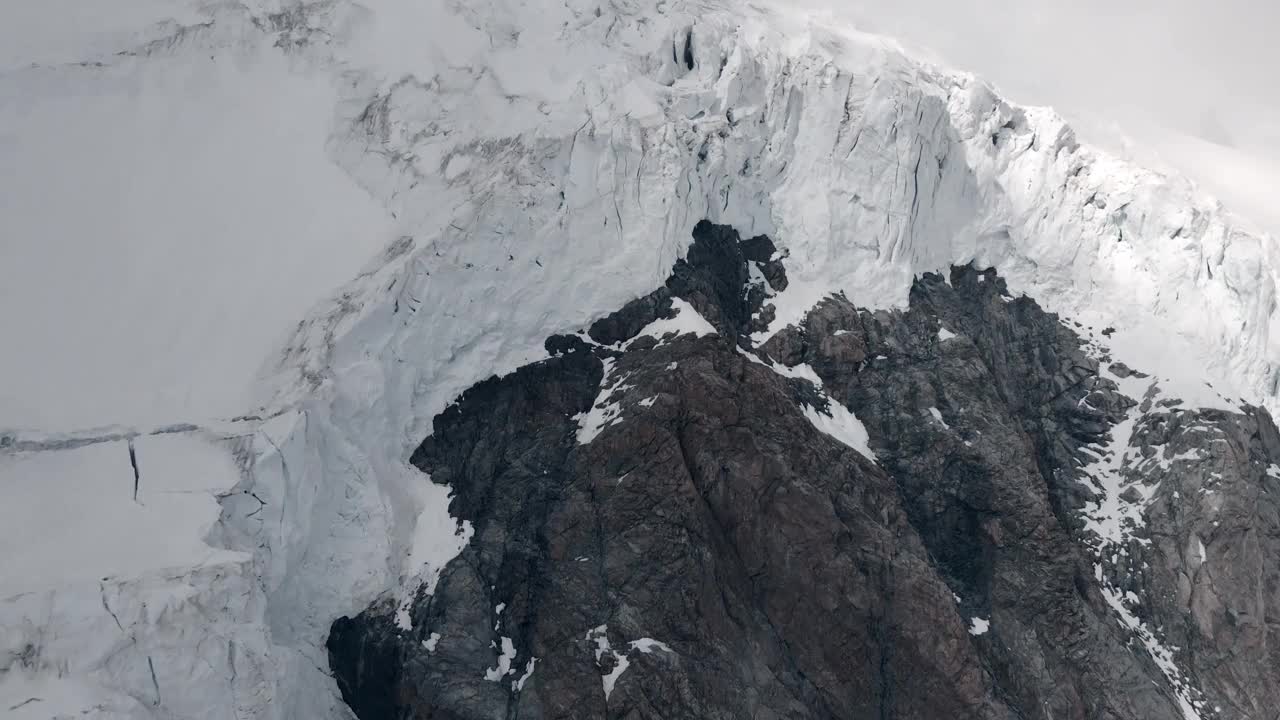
[802,401,878,462]
[576,358,628,445]
[1075,357,1216,719]
[630,298,718,346]
[513,657,538,692]
[484,636,518,682]
[629,637,674,654]
[587,625,673,701]
[1099,578,1208,720]
[738,350,877,461]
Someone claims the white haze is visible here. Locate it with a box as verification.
[794,0,1280,152]
[784,0,1280,234]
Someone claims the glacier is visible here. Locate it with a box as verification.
[1,0,1277,717]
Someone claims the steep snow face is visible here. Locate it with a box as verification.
[265,0,1278,418]
[1,0,1278,718]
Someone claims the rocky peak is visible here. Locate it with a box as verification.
[326,222,1280,720]
[583,219,787,348]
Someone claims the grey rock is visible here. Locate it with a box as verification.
[327,224,1280,720]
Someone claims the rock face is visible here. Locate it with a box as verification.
[327,222,1280,720]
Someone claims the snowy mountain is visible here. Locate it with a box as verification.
[1,1,1277,718]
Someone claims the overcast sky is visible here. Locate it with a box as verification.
[796,0,1280,159]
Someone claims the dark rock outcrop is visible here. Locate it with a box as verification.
[328,223,1280,720]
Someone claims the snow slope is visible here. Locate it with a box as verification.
[1,0,1277,717]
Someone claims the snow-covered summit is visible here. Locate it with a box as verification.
[1,1,1277,717]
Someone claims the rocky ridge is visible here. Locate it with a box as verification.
[328,222,1280,720]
